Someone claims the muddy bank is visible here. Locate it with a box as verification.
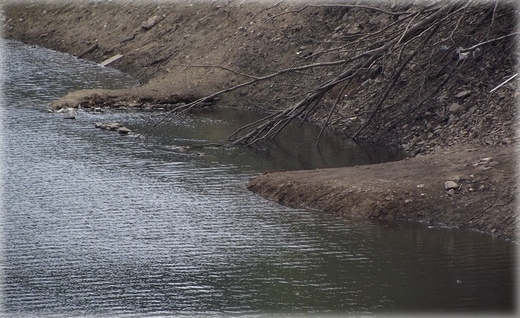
[249,145,517,241]
[46,86,200,111]
[3,1,517,240]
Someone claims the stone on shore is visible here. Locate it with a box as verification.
[444,180,459,190]
[95,122,132,135]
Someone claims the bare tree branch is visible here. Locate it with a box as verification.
[458,31,519,53]
[143,0,513,152]
[353,19,444,139]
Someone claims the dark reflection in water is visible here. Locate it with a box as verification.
[1,40,515,317]
[122,107,405,173]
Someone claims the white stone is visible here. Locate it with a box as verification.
[444,180,458,190]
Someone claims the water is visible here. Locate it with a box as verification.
[0,40,515,317]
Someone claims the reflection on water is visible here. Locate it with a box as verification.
[119,106,405,173]
[0,40,515,317]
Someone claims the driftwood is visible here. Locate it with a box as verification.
[100,54,124,67]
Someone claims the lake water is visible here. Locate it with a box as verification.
[0,40,516,317]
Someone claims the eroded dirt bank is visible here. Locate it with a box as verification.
[2,1,517,240]
[249,145,516,241]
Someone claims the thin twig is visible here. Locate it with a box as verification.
[249,0,284,24]
[489,73,517,93]
[316,81,350,146]
[458,31,519,53]
[180,64,261,80]
[265,3,417,23]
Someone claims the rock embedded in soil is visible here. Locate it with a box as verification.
[444,180,459,190]
[455,90,471,99]
[141,14,165,30]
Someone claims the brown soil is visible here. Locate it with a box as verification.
[249,144,516,241]
[3,1,517,241]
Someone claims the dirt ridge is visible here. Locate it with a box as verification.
[248,145,517,241]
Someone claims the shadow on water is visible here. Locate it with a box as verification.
[121,107,406,173]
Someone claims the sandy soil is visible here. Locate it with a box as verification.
[3,1,517,241]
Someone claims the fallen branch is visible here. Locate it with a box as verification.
[316,80,350,146]
[142,0,512,151]
[353,16,445,139]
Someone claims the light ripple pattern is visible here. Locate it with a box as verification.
[0,39,515,317]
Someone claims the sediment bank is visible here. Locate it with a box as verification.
[248,145,517,241]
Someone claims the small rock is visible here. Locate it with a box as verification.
[450,175,461,183]
[455,90,471,99]
[447,189,455,196]
[106,122,122,131]
[479,157,492,164]
[449,103,462,113]
[95,122,122,131]
[117,127,132,135]
[444,180,458,190]
[141,14,165,30]
[346,26,361,34]
[56,107,71,113]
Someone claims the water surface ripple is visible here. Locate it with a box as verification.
[1,40,515,317]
